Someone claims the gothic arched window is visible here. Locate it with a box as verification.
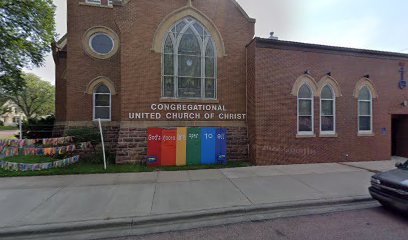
[162,17,217,99]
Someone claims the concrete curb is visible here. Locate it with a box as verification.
[338,162,381,173]
[0,196,376,238]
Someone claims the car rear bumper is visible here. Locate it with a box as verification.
[369,186,408,211]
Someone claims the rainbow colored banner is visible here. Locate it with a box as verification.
[147,128,227,167]
[0,136,74,148]
[176,128,187,166]
[0,155,80,172]
[0,142,92,158]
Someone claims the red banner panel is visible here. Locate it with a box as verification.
[147,128,162,167]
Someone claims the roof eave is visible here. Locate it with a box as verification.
[255,37,408,59]
[230,0,256,23]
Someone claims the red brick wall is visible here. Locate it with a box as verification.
[65,1,121,121]
[246,40,257,164]
[55,55,67,122]
[55,0,254,164]
[59,0,254,123]
[59,1,408,165]
[116,0,254,121]
[249,40,408,165]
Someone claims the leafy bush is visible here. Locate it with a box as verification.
[80,151,116,165]
[64,128,101,145]
[19,115,55,139]
[0,120,3,126]
[64,128,115,164]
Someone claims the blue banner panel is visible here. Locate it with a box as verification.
[216,128,227,164]
[200,128,217,165]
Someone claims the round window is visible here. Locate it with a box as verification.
[83,27,119,59]
[89,33,114,55]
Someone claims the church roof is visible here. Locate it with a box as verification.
[254,37,408,59]
[230,0,256,23]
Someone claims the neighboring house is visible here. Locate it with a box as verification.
[0,100,26,126]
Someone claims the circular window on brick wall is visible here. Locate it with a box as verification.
[83,26,119,59]
[89,33,114,55]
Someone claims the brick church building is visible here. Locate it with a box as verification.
[53,0,408,165]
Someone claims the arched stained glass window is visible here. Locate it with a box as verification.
[162,17,217,99]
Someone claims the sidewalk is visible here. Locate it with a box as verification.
[0,159,404,238]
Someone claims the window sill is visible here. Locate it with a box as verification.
[160,98,219,104]
[93,119,111,122]
[79,2,113,8]
[319,133,338,138]
[358,132,375,137]
[296,134,316,138]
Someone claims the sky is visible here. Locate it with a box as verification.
[26,0,408,85]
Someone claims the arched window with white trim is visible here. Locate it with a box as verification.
[298,84,314,135]
[162,17,217,99]
[93,84,111,121]
[320,85,335,134]
[358,86,372,133]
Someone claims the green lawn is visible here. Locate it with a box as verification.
[0,136,17,140]
[0,160,251,178]
[0,126,18,131]
[1,155,55,164]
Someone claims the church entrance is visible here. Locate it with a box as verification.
[391,115,408,158]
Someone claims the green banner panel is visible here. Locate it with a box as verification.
[187,128,201,165]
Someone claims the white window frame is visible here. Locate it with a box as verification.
[297,84,314,136]
[85,0,112,6]
[93,86,112,121]
[320,85,336,135]
[161,18,217,100]
[358,87,373,134]
[86,0,101,4]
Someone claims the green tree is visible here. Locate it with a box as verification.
[0,0,56,90]
[0,93,7,106]
[0,105,10,116]
[0,93,8,115]
[4,73,55,119]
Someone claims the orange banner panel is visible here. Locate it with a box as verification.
[161,130,177,167]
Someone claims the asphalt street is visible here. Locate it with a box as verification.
[114,207,408,240]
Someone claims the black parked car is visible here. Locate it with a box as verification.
[369,160,408,211]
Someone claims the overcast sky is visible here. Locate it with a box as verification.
[26,0,408,84]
